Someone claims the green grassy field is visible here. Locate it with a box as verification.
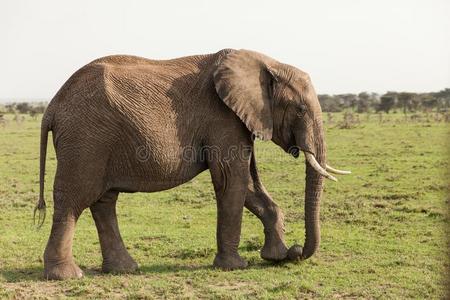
[0,113,448,299]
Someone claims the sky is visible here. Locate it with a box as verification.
[1,0,449,101]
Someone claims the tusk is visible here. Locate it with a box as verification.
[304,152,337,182]
[326,164,351,175]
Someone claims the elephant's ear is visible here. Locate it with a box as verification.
[213,49,276,140]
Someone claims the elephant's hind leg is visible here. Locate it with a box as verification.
[90,191,138,274]
[44,190,84,280]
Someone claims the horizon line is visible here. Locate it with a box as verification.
[1,87,449,104]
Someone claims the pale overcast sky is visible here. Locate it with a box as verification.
[1,0,449,100]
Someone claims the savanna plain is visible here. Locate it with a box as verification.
[0,112,448,299]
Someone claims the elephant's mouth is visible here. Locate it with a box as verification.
[284,131,350,180]
[288,145,351,181]
[286,130,300,158]
[288,146,300,158]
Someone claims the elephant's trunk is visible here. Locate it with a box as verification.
[301,121,325,260]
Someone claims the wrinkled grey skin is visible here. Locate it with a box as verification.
[36,49,327,280]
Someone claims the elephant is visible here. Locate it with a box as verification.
[34,49,350,280]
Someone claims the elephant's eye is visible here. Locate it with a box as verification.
[296,104,307,117]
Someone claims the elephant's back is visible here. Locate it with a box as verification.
[48,52,211,105]
[46,53,214,179]
[89,55,158,66]
[45,60,117,131]
[46,54,186,130]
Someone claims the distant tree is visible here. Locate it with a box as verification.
[358,92,370,102]
[357,92,370,113]
[16,102,31,114]
[410,96,421,112]
[420,94,437,112]
[29,109,38,120]
[433,88,450,111]
[370,92,380,101]
[5,103,16,113]
[318,94,343,112]
[397,92,416,114]
[377,94,395,113]
[316,89,448,113]
[338,94,358,111]
[33,103,47,114]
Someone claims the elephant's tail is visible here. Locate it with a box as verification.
[34,112,52,229]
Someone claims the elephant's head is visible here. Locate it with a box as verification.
[214,49,350,259]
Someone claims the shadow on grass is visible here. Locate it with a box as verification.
[138,263,211,274]
[0,266,102,283]
[138,259,292,274]
[0,266,43,282]
[1,260,292,282]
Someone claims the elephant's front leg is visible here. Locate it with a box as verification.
[245,187,288,261]
[245,152,289,261]
[209,160,249,270]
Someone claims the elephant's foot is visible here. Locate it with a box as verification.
[286,244,303,261]
[213,252,248,270]
[261,240,288,261]
[44,260,83,280]
[102,251,138,274]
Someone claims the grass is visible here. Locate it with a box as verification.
[0,112,448,299]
